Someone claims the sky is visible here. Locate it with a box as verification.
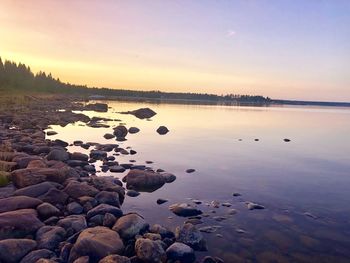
[0,0,349,101]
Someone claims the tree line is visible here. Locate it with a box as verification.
[0,57,271,104]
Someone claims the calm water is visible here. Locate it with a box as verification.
[49,101,350,263]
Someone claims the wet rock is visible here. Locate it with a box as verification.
[123,170,166,192]
[210,201,220,208]
[113,125,128,139]
[0,209,44,239]
[246,202,265,210]
[37,202,61,219]
[186,169,195,173]
[156,198,168,205]
[95,191,121,207]
[149,224,174,239]
[113,213,149,239]
[89,150,107,160]
[166,242,195,263]
[185,218,203,225]
[57,215,87,235]
[84,164,96,173]
[47,148,70,162]
[176,223,207,251]
[126,190,140,197]
[227,209,238,215]
[169,203,202,217]
[67,202,84,215]
[70,152,89,162]
[128,127,140,134]
[68,226,124,263]
[156,126,169,135]
[198,226,217,233]
[99,254,131,263]
[85,103,108,112]
[135,238,165,263]
[64,181,99,199]
[86,204,123,220]
[0,195,42,213]
[125,108,156,119]
[0,239,37,263]
[110,165,126,173]
[104,133,115,139]
[46,131,57,136]
[36,225,66,250]
[162,173,176,183]
[221,202,231,207]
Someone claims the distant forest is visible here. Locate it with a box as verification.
[0,57,271,104]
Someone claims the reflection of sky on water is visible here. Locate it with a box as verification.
[48,101,350,262]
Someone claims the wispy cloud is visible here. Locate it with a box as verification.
[227,30,236,37]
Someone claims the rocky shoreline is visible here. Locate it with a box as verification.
[0,96,223,263]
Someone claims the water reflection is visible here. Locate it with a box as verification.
[48,101,350,262]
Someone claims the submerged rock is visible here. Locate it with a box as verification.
[175,223,207,251]
[246,202,265,210]
[169,203,202,217]
[166,242,196,263]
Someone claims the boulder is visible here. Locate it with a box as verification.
[0,209,44,240]
[40,188,69,205]
[19,249,56,263]
[169,203,202,217]
[64,181,99,199]
[135,238,165,263]
[99,254,131,263]
[126,108,156,119]
[113,126,128,139]
[57,215,87,235]
[95,191,120,207]
[166,242,196,263]
[0,196,42,213]
[13,182,56,198]
[175,223,207,251]
[128,127,140,134]
[47,149,70,162]
[67,202,84,215]
[0,239,37,263]
[123,170,166,192]
[11,167,70,188]
[68,226,124,263]
[70,152,89,162]
[37,202,61,219]
[112,213,149,239]
[85,103,108,112]
[86,204,123,220]
[36,225,66,250]
[156,126,169,135]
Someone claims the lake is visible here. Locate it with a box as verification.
[48,101,350,263]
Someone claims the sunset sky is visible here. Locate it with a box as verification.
[0,0,349,101]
